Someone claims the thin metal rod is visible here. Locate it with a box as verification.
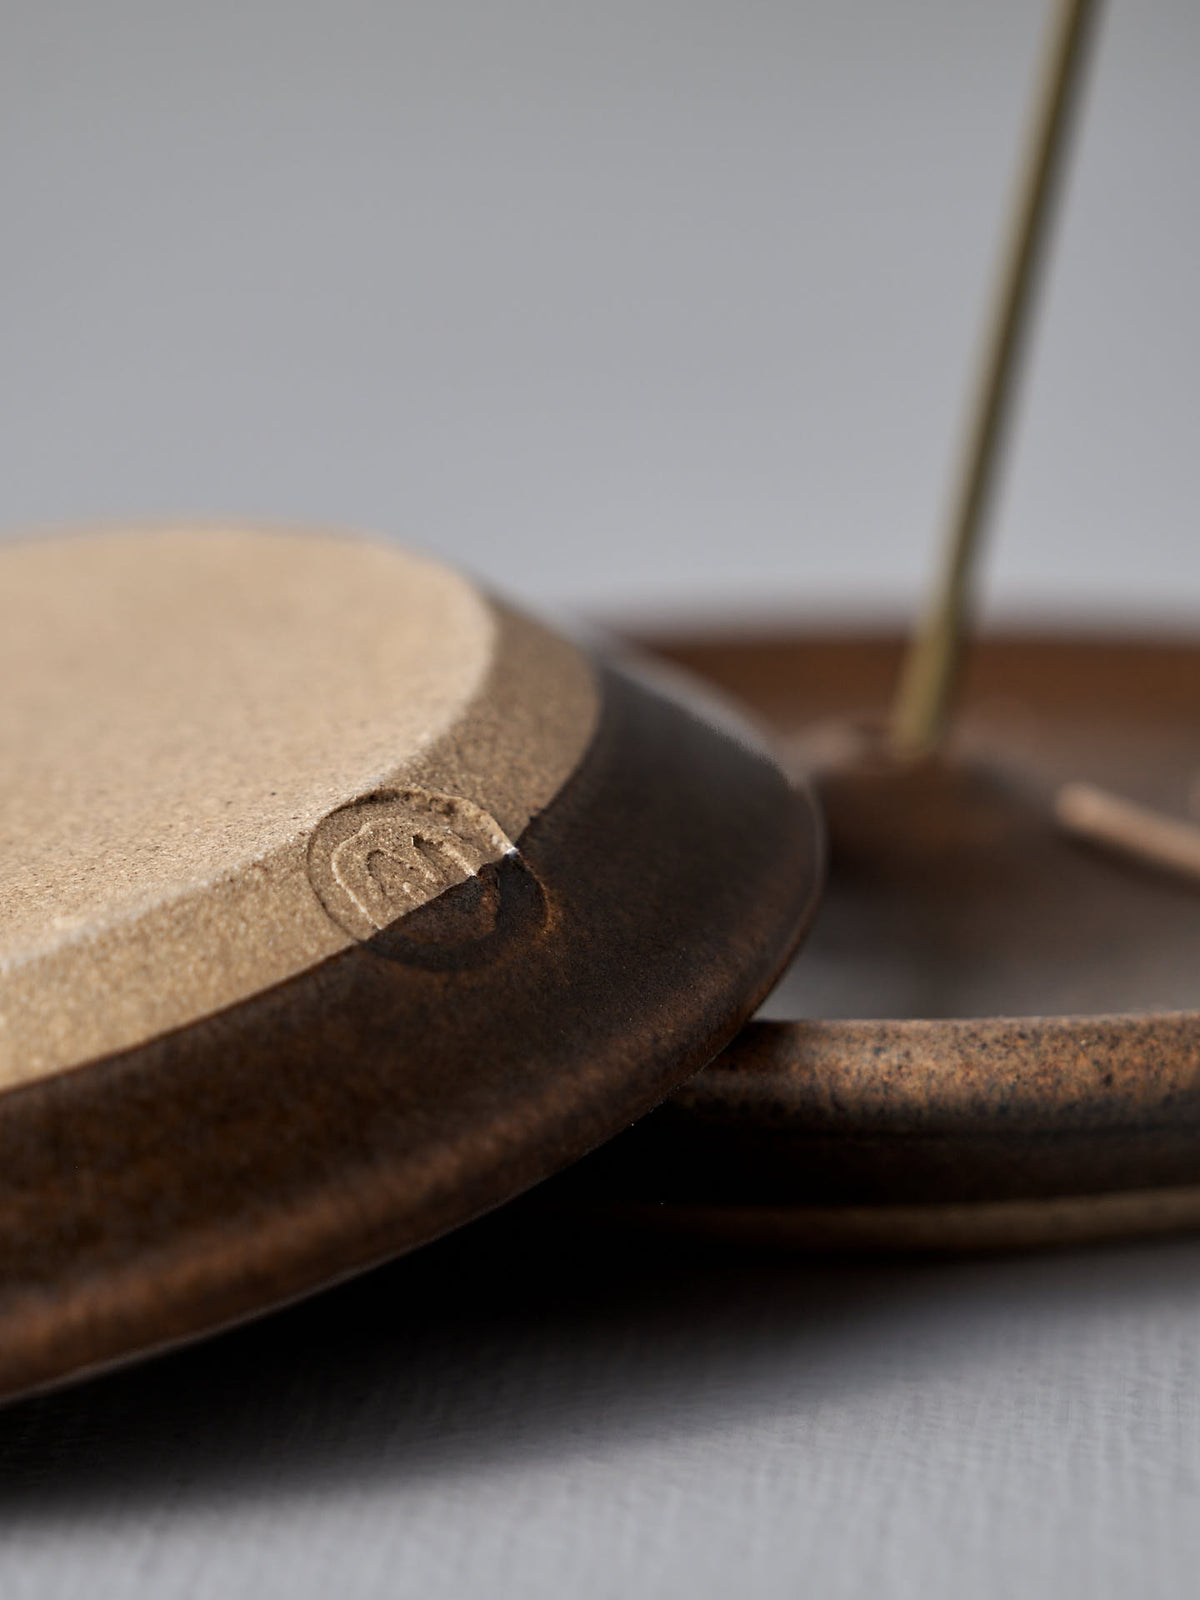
[888,0,1098,761]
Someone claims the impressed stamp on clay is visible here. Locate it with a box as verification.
[307,788,514,942]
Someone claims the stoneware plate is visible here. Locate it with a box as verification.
[0,526,821,1399]
[573,628,1200,1251]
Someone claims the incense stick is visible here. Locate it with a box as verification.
[1056,783,1200,887]
[889,0,1098,761]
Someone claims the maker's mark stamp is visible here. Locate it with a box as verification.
[307,788,514,943]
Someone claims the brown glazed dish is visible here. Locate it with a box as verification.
[574,628,1200,1250]
[0,529,822,1401]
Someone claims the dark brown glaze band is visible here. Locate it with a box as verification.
[0,663,821,1402]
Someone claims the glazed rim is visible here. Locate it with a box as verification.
[0,663,822,1401]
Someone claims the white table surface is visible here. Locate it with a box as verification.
[4,1214,1200,1600]
[3,2,1200,1594]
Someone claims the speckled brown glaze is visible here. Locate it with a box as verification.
[575,630,1200,1250]
[575,1012,1200,1212]
[0,662,821,1402]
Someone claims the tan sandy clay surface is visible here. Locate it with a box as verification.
[0,524,597,1086]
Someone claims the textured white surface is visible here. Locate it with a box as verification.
[3,1218,1200,1599]
[4,1,1200,1594]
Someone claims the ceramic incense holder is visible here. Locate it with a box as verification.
[0,524,821,1400]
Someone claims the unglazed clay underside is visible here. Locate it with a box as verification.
[0,525,598,1085]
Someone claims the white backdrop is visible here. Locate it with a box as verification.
[3,0,1198,624]
[3,4,1200,1596]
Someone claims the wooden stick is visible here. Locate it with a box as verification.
[889,0,1098,761]
[1056,782,1200,886]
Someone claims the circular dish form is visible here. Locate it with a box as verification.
[0,525,822,1399]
